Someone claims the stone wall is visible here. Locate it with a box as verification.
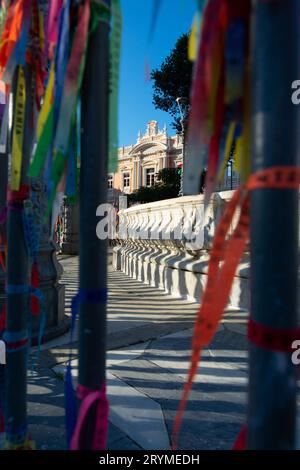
[113,191,250,310]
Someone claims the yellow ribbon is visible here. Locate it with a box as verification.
[235,62,251,182]
[218,121,236,180]
[233,135,243,173]
[188,13,199,62]
[10,66,26,191]
[37,62,54,140]
[5,437,36,450]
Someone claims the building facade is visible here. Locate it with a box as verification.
[108,120,183,201]
[59,120,240,254]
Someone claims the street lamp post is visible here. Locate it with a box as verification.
[176,97,189,197]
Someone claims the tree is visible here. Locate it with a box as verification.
[156,168,181,187]
[129,168,181,204]
[151,34,193,132]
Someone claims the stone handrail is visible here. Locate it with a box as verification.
[113,191,250,309]
[117,191,236,253]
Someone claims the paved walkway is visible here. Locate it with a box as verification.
[7,255,299,450]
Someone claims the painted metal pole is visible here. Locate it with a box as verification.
[0,89,8,436]
[0,139,8,211]
[4,65,33,446]
[78,1,110,449]
[0,107,8,292]
[179,124,185,197]
[176,97,189,197]
[248,0,299,449]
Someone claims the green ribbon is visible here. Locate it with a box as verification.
[28,107,54,178]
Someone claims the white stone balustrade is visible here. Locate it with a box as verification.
[113,191,251,310]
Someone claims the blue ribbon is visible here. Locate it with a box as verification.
[23,200,43,263]
[30,287,46,351]
[3,329,28,343]
[14,8,30,66]
[65,362,77,447]
[54,0,70,126]
[3,328,29,354]
[5,284,29,295]
[5,423,28,445]
[70,288,107,342]
[65,288,108,447]
[4,284,46,360]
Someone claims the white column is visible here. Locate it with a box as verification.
[132,159,136,190]
[163,153,167,169]
[137,159,141,188]
[159,156,163,170]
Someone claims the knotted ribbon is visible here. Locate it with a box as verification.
[172,166,300,449]
[70,382,109,450]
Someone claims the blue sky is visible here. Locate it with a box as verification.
[118,0,196,146]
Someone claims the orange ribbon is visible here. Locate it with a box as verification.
[172,166,300,449]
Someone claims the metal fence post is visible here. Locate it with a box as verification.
[4,65,33,446]
[78,1,110,449]
[248,0,299,449]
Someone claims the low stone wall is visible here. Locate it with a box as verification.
[113,191,250,310]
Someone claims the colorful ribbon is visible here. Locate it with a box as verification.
[70,383,109,450]
[233,425,247,450]
[5,282,46,355]
[10,66,26,191]
[248,318,300,354]
[7,185,30,213]
[3,328,29,353]
[4,423,35,450]
[51,0,90,196]
[172,166,300,449]
[65,287,108,447]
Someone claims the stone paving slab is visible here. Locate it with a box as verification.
[108,372,170,450]
[25,367,142,450]
[46,256,299,450]
[2,255,297,451]
[108,332,248,450]
[52,324,250,450]
[53,343,170,450]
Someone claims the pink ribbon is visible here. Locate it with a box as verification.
[47,0,63,52]
[70,383,109,450]
[0,207,7,225]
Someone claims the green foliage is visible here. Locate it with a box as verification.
[156,168,181,186]
[129,168,180,204]
[151,34,193,132]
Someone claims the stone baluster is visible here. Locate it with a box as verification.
[60,198,79,255]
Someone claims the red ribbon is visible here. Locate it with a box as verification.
[172,166,300,449]
[7,184,30,209]
[233,425,247,450]
[248,318,300,353]
[30,261,40,316]
[0,304,5,333]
